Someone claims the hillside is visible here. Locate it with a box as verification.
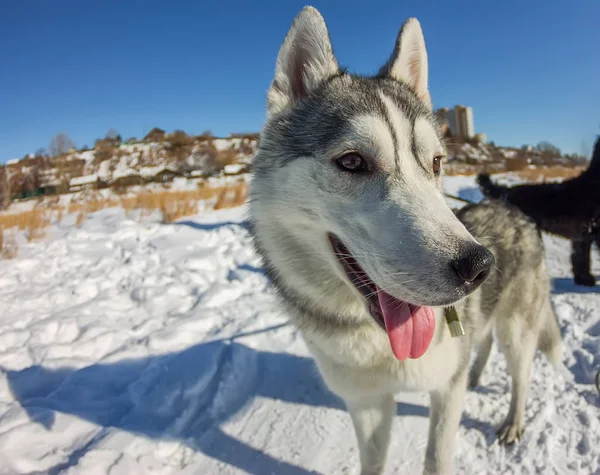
[0,130,588,206]
[1,132,258,204]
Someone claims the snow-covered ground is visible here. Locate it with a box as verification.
[0,176,598,475]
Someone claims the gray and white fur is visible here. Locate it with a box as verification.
[249,6,563,474]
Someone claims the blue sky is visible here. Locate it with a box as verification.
[1,0,599,162]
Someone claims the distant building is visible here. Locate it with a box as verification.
[435,105,476,138]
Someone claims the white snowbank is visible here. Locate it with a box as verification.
[0,176,597,474]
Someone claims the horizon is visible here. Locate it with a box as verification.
[1,0,599,162]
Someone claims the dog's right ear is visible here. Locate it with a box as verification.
[267,6,339,118]
[380,18,432,109]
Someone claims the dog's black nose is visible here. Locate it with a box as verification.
[452,244,495,285]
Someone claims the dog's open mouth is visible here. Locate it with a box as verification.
[328,233,436,361]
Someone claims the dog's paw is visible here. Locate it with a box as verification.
[574,274,596,287]
[496,418,524,445]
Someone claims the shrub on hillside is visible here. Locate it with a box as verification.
[144,127,165,143]
[94,139,115,163]
[505,155,529,172]
[164,130,194,164]
[216,150,239,170]
[167,130,194,149]
[197,130,214,140]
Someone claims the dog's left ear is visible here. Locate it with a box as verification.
[267,6,339,118]
[380,18,432,109]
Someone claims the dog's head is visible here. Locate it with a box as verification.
[251,7,494,360]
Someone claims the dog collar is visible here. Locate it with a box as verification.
[444,306,465,338]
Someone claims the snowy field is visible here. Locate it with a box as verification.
[0,175,598,475]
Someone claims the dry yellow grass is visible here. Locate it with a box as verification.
[27,210,48,241]
[75,211,87,227]
[121,183,248,222]
[120,195,137,212]
[69,194,119,215]
[160,199,198,223]
[512,165,585,182]
[214,182,247,210]
[0,209,50,242]
[445,164,485,176]
[67,202,84,214]
[0,182,249,238]
[213,189,228,211]
[86,196,117,213]
[444,162,586,181]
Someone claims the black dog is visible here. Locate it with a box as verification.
[477,136,600,286]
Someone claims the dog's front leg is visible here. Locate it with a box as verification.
[571,239,596,286]
[423,371,468,475]
[346,393,395,475]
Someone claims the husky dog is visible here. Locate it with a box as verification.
[249,7,563,474]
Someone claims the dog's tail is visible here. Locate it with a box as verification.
[537,298,570,378]
[476,173,507,200]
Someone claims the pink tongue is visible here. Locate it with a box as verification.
[377,291,435,361]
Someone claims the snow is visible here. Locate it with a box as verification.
[0,176,598,475]
[139,165,176,179]
[79,151,96,166]
[69,174,99,187]
[223,164,245,175]
[6,159,20,165]
[112,167,140,180]
[212,138,242,152]
[443,174,485,205]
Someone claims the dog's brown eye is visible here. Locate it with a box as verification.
[433,155,443,175]
[336,153,367,172]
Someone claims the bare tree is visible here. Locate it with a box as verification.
[106,128,119,140]
[536,141,561,157]
[106,128,122,143]
[22,166,40,195]
[49,133,76,156]
[47,133,77,193]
